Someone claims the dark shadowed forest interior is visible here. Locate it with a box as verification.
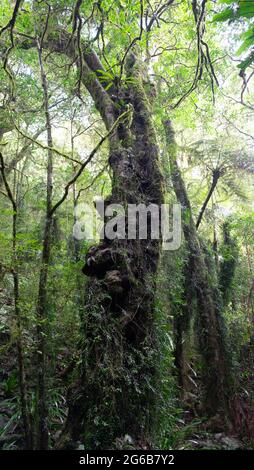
[0,0,254,453]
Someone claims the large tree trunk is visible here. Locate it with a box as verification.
[58,56,164,449]
[164,120,231,418]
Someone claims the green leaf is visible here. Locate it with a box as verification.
[238,1,254,18]
[97,69,114,81]
[214,2,254,22]
[238,50,254,69]
[237,36,254,55]
[0,209,16,216]
[217,0,237,4]
[213,7,236,22]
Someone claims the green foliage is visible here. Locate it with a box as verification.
[3,371,18,396]
[0,0,253,450]
[214,1,254,70]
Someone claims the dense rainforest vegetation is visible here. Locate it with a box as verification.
[0,0,254,452]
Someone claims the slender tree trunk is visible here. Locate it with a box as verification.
[173,252,195,394]
[212,221,219,269]
[13,268,33,449]
[0,153,32,449]
[35,40,54,450]
[58,55,164,449]
[164,120,231,417]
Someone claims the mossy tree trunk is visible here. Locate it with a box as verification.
[56,54,164,448]
[164,120,231,417]
[219,222,238,308]
[173,260,195,395]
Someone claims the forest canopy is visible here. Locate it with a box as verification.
[0,0,253,453]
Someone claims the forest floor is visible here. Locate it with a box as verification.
[1,307,253,450]
[1,345,254,450]
[170,415,252,450]
[174,430,246,450]
[1,355,253,451]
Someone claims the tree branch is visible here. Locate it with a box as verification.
[12,122,82,165]
[196,168,221,230]
[0,152,16,212]
[36,32,117,128]
[0,126,46,188]
[0,0,23,38]
[49,108,131,216]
